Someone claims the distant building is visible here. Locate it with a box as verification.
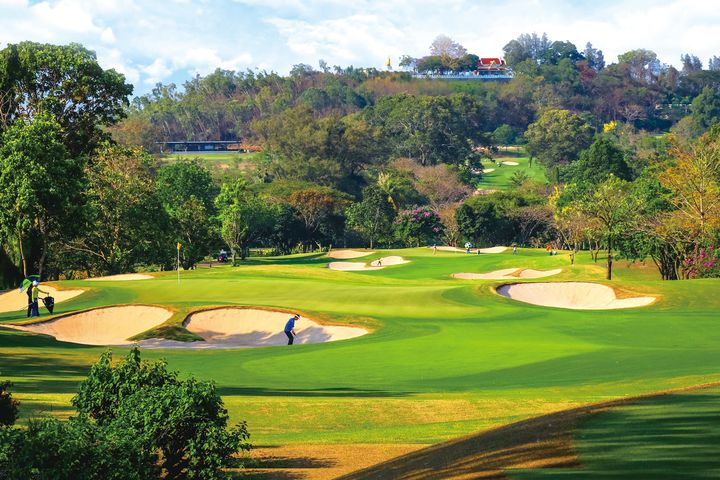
[157,141,261,153]
[412,56,513,81]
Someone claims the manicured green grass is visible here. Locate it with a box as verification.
[1,248,719,459]
[478,151,547,190]
[159,152,258,179]
[511,386,720,479]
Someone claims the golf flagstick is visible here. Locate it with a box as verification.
[177,242,181,285]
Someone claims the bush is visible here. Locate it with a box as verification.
[0,349,250,480]
[0,381,18,427]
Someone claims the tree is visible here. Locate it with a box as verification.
[681,53,703,74]
[72,348,250,479]
[583,42,605,70]
[429,34,468,70]
[215,179,277,262]
[691,86,720,132]
[0,381,18,427]
[576,176,641,279]
[288,187,349,250]
[64,144,169,275]
[0,113,82,277]
[346,185,395,248]
[502,32,552,67]
[394,206,443,247]
[565,137,634,184]
[525,108,594,171]
[156,160,218,269]
[0,42,132,155]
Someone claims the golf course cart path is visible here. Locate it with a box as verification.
[7,305,172,345]
[146,308,367,348]
[453,268,562,280]
[0,285,85,314]
[87,273,154,281]
[326,249,375,259]
[497,282,656,310]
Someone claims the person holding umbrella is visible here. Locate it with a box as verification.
[30,280,49,317]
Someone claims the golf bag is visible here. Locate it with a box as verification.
[42,296,55,314]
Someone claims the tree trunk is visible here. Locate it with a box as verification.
[606,237,613,280]
[370,237,374,249]
[16,230,27,277]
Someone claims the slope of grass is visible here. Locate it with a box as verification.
[1,247,719,459]
[158,151,258,179]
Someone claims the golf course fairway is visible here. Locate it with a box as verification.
[2,247,719,478]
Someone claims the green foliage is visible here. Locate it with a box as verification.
[72,348,250,479]
[564,136,634,184]
[346,184,396,248]
[394,206,443,247]
[0,112,83,277]
[691,86,720,132]
[65,144,169,275]
[525,108,595,170]
[215,178,278,261]
[0,42,132,155]
[157,160,219,269]
[0,381,18,426]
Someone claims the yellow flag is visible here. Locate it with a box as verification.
[177,242,182,251]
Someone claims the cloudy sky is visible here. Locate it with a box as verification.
[1,0,719,97]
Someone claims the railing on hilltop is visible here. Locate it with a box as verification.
[411,71,514,81]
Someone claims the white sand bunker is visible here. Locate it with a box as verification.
[8,306,172,345]
[435,246,507,253]
[152,308,367,348]
[328,256,409,271]
[369,256,409,267]
[87,273,154,281]
[326,249,374,259]
[500,161,520,165]
[483,168,495,173]
[496,282,656,310]
[0,285,84,314]
[453,268,561,280]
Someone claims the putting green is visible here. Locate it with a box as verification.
[1,248,719,476]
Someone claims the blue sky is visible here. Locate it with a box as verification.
[1,0,719,98]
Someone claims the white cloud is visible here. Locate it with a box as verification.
[2,0,720,95]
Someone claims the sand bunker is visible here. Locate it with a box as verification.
[500,161,519,166]
[369,256,409,267]
[141,308,367,348]
[0,285,84,314]
[496,282,656,310]
[453,268,561,280]
[483,168,495,173]
[327,261,382,271]
[328,256,408,271]
[435,246,507,254]
[7,306,172,345]
[326,250,374,259]
[87,273,154,281]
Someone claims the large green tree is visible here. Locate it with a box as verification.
[346,184,396,248]
[64,144,168,275]
[156,160,218,269]
[0,42,132,155]
[0,113,82,277]
[525,108,595,171]
[215,179,277,262]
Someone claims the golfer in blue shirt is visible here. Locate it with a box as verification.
[284,314,300,345]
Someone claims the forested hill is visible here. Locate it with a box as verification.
[112,33,720,154]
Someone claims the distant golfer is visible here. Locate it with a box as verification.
[26,282,33,317]
[284,314,299,345]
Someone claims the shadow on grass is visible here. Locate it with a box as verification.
[0,351,90,393]
[339,385,720,480]
[217,386,411,398]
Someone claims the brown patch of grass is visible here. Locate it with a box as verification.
[230,444,424,480]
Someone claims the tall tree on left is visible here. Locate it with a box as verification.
[0,113,83,277]
[0,42,133,156]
